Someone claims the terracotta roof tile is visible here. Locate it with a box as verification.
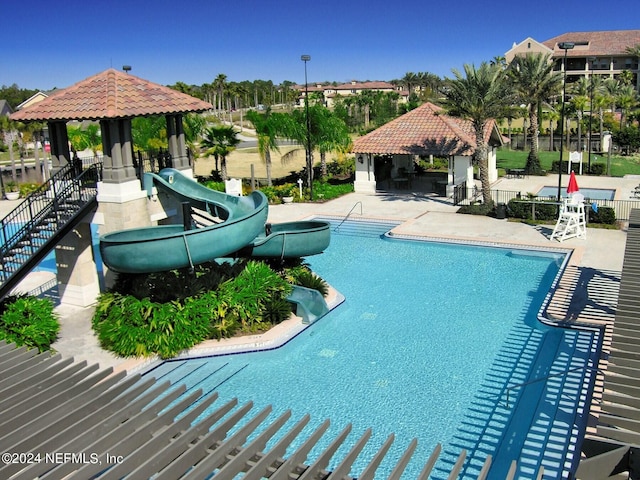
[10,68,212,122]
[543,30,640,57]
[352,102,501,156]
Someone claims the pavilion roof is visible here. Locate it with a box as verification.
[352,102,503,156]
[10,68,212,122]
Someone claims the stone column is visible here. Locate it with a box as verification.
[166,114,190,172]
[55,215,101,307]
[48,121,70,169]
[101,119,137,183]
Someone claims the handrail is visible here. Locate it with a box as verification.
[0,163,102,294]
[502,365,602,408]
[333,201,363,232]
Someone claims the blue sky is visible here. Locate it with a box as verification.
[2,0,640,91]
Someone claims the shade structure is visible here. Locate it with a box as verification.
[567,170,580,194]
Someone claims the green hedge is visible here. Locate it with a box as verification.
[588,206,616,224]
[507,198,558,221]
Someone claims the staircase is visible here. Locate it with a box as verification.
[0,163,101,299]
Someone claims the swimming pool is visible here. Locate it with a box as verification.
[536,185,615,200]
[146,219,600,478]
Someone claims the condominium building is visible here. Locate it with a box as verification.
[505,30,640,89]
[297,80,408,107]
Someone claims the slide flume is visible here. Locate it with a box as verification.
[100,169,330,273]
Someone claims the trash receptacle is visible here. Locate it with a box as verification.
[496,202,507,219]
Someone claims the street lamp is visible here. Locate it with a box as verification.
[587,57,596,174]
[301,54,313,200]
[557,42,575,203]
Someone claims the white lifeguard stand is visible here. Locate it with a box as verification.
[568,151,583,175]
[550,193,587,242]
[225,178,243,196]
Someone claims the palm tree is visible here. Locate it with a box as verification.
[401,72,420,104]
[246,108,292,186]
[182,113,206,159]
[617,84,639,128]
[569,77,590,152]
[443,62,512,205]
[603,78,621,116]
[507,52,562,174]
[282,104,351,196]
[625,44,640,90]
[541,108,559,151]
[500,105,522,149]
[200,125,240,181]
[213,74,227,116]
[314,108,352,179]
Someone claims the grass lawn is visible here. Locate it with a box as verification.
[496,148,640,177]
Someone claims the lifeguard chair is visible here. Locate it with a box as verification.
[550,193,587,242]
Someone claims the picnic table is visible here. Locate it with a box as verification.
[506,168,526,179]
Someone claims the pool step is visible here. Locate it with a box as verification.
[318,217,399,238]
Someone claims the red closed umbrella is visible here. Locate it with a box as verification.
[567,171,580,195]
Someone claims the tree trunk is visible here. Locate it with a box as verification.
[577,111,583,152]
[265,149,272,186]
[320,151,327,179]
[475,125,492,206]
[525,108,542,174]
[221,156,227,181]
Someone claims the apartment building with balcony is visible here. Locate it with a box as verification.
[505,30,640,89]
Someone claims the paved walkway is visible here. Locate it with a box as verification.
[0,172,630,371]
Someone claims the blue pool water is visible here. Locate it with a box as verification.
[0,222,56,273]
[147,220,600,479]
[537,185,615,200]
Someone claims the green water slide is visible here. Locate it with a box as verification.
[99,169,330,273]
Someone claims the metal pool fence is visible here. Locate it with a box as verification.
[458,189,640,222]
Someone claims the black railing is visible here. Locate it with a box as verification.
[133,149,174,180]
[453,181,467,205]
[0,163,102,297]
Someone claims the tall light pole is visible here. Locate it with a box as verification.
[301,54,313,200]
[587,57,596,174]
[557,42,575,203]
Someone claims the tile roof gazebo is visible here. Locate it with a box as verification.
[9,69,212,306]
[10,68,212,185]
[352,102,504,196]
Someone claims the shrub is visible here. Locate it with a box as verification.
[589,163,606,175]
[312,180,353,201]
[262,297,293,325]
[19,182,41,197]
[92,293,211,358]
[0,296,60,352]
[457,202,494,216]
[326,158,355,177]
[589,206,616,224]
[507,198,558,221]
[291,268,329,296]
[93,260,295,356]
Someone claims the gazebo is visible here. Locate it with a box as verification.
[352,102,504,197]
[9,68,212,305]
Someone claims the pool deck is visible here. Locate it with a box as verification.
[1,172,630,372]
